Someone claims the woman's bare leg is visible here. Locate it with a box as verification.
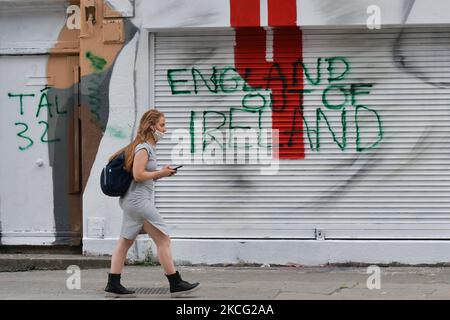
[142,220,176,275]
[110,237,135,274]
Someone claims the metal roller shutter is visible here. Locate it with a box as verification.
[152,27,450,239]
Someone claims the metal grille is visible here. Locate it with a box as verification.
[128,287,170,295]
[153,27,450,240]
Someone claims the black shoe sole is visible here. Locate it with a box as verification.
[171,284,201,298]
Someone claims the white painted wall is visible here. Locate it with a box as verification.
[84,237,450,266]
[83,0,152,260]
[0,1,67,54]
[142,0,230,30]
[142,0,450,29]
[0,57,57,245]
[0,3,66,245]
[82,32,139,248]
[170,240,450,266]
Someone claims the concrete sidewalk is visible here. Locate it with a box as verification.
[1,265,450,300]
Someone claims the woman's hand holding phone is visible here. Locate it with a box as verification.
[160,165,177,177]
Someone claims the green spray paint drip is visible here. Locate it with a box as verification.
[85,51,107,127]
[190,110,196,153]
[86,51,107,72]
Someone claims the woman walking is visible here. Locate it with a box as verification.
[104,109,200,298]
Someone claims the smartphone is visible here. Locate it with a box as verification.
[172,165,183,170]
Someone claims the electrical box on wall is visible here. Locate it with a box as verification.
[87,218,105,239]
[102,19,124,44]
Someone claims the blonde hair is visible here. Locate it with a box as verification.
[109,109,165,172]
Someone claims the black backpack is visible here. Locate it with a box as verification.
[100,152,133,197]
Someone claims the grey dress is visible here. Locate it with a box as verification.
[119,142,174,240]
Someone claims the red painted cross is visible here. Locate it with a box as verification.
[230,0,305,159]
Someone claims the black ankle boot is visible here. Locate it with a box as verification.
[104,273,136,298]
[166,271,200,298]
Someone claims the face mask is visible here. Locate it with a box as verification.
[152,129,165,142]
